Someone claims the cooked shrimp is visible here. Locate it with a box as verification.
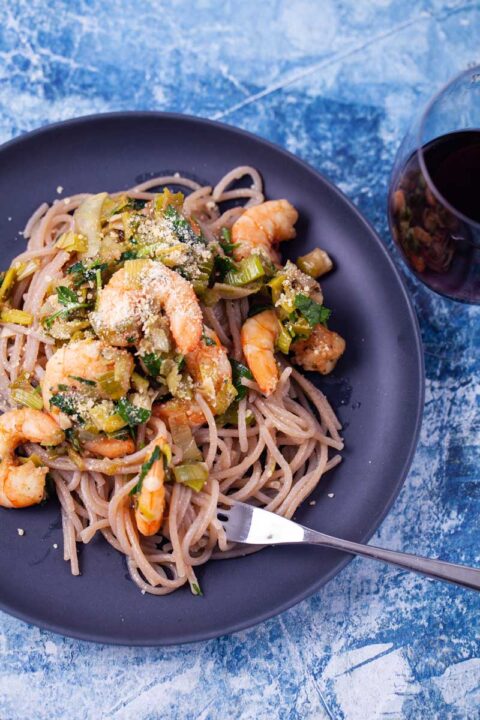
[185,327,236,414]
[231,200,298,264]
[83,437,136,459]
[240,309,279,396]
[91,259,203,353]
[135,439,167,536]
[0,408,64,508]
[291,324,345,374]
[42,339,133,426]
[154,327,236,426]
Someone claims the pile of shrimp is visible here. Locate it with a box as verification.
[0,168,345,595]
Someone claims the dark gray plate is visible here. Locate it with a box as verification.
[0,113,424,645]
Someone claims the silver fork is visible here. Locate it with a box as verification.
[217,503,480,591]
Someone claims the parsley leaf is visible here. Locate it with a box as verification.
[176,354,185,371]
[65,427,82,453]
[130,445,161,495]
[164,206,204,245]
[50,393,81,419]
[142,352,161,378]
[294,294,331,327]
[120,250,138,262]
[67,260,108,287]
[201,334,216,347]
[43,286,92,329]
[214,255,236,281]
[117,398,151,427]
[219,227,236,255]
[230,358,253,401]
[56,286,79,306]
[69,375,96,386]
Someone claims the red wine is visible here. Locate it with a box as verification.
[389,130,480,303]
[424,131,480,223]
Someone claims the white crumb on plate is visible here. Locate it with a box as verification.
[7,217,11,221]
[173,172,180,177]
[309,500,316,506]
[327,493,335,498]
[56,185,63,194]
[53,543,58,549]
[17,528,25,536]
[141,589,146,595]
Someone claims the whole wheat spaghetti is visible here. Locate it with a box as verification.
[0,168,345,595]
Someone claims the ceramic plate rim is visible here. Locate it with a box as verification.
[0,112,424,645]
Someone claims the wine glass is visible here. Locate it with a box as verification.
[388,65,480,304]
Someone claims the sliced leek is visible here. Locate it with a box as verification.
[276,323,292,354]
[55,231,88,253]
[224,255,265,286]
[173,462,208,492]
[296,248,333,278]
[0,267,16,301]
[10,387,43,410]
[0,308,33,326]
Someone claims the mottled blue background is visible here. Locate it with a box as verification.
[0,1,479,718]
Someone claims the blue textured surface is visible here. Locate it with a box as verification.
[0,1,479,718]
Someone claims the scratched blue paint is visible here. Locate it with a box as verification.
[0,1,479,718]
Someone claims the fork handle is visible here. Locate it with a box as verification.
[302,528,480,591]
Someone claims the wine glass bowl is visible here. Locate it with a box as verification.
[388,66,480,304]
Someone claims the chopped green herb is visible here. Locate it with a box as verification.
[219,227,236,255]
[130,445,161,495]
[230,358,253,401]
[176,355,185,371]
[201,334,216,347]
[190,581,203,596]
[120,250,138,262]
[142,352,161,378]
[56,286,79,306]
[95,268,102,291]
[294,294,331,327]
[50,393,81,418]
[67,260,108,286]
[214,255,236,281]
[140,445,161,480]
[43,284,92,329]
[69,375,96,387]
[126,336,135,344]
[65,427,82,453]
[164,206,205,246]
[117,398,151,427]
